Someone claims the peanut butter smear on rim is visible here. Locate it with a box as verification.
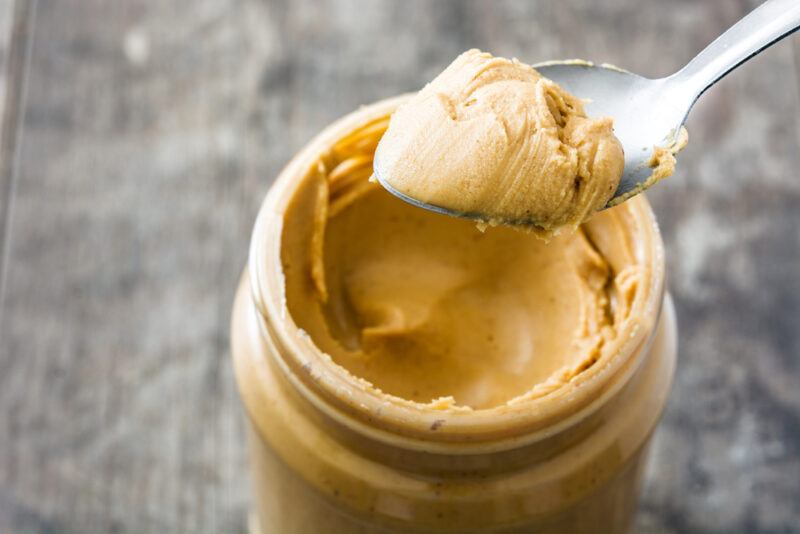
[281,104,654,411]
[373,49,625,236]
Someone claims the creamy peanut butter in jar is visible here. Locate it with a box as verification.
[231,96,677,533]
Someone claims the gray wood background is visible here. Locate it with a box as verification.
[0,0,798,532]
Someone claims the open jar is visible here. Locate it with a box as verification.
[231,96,676,533]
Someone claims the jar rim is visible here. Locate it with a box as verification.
[247,96,666,452]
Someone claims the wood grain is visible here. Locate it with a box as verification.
[0,1,798,533]
[0,0,33,326]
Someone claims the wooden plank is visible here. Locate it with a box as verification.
[0,0,259,531]
[0,0,798,532]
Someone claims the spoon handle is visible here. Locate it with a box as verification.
[671,0,800,102]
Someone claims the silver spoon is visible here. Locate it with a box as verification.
[376,0,800,220]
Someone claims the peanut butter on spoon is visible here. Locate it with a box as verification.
[373,49,625,236]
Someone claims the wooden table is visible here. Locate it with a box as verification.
[1,1,798,532]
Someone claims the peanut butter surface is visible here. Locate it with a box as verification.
[282,110,648,410]
[373,49,625,235]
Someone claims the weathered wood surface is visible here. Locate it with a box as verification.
[0,0,798,532]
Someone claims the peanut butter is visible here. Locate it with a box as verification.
[373,49,625,234]
[280,102,651,412]
[286,173,643,411]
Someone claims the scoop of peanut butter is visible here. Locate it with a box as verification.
[374,49,625,235]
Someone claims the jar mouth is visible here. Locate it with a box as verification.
[248,96,666,451]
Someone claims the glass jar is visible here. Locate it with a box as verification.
[231,97,676,534]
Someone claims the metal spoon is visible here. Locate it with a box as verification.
[375,0,800,220]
